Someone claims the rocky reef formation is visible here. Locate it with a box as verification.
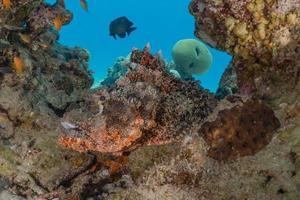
[0,0,299,200]
[0,0,93,114]
[190,0,299,100]
[98,53,187,88]
[99,56,129,87]
[215,62,238,99]
[0,1,99,199]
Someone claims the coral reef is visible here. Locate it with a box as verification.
[0,1,93,114]
[99,56,129,87]
[99,38,214,88]
[171,39,213,80]
[98,54,183,89]
[99,53,187,89]
[189,0,300,100]
[0,0,298,199]
[0,1,106,199]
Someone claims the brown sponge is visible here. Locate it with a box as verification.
[199,99,280,160]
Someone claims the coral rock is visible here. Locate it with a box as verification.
[190,0,300,100]
[199,97,280,160]
[216,62,238,99]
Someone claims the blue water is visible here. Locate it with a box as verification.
[46,0,232,92]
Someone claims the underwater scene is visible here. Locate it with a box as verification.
[0,0,299,199]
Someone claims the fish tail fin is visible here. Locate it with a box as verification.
[127,27,137,35]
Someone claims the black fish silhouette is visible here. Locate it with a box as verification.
[109,16,136,39]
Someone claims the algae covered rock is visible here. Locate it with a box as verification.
[190,0,300,100]
[0,1,100,199]
[0,0,93,116]
[171,39,213,79]
[0,0,299,199]
[100,56,129,87]
[199,97,280,160]
[215,62,238,99]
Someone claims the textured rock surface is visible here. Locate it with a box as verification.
[108,121,300,200]
[0,0,93,114]
[190,0,300,100]
[0,0,299,200]
[0,1,114,200]
[215,62,238,99]
[199,97,280,160]
[100,56,129,87]
[0,190,26,200]
[97,54,186,88]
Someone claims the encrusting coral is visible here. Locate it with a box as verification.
[0,1,98,199]
[190,0,299,100]
[199,96,280,160]
[99,56,129,87]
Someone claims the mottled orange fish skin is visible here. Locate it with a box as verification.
[2,0,11,9]
[19,33,31,44]
[53,16,63,31]
[80,0,88,11]
[13,56,25,74]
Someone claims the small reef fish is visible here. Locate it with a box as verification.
[80,0,88,11]
[109,16,137,39]
[53,16,63,31]
[56,0,87,11]
[2,0,11,9]
[13,55,25,74]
